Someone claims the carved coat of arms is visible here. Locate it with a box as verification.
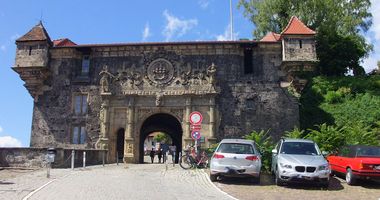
[146,59,175,86]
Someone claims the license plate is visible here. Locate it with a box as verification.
[375,165,380,170]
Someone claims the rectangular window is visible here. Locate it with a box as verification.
[244,48,253,74]
[81,55,90,76]
[299,40,303,49]
[246,99,255,109]
[72,126,86,144]
[74,94,88,115]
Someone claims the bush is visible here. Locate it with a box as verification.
[344,122,380,146]
[307,124,346,152]
[284,127,306,139]
[244,130,274,173]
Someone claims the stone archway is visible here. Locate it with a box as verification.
[139,113,182,163]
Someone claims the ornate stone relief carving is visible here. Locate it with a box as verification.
[146,58,175,86]
[99,65,115,94]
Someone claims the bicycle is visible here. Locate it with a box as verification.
[179,147,209,169]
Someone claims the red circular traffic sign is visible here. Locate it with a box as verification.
[191,130,201,140]
[189,111,203,125]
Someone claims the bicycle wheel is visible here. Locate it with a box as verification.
[179,155,193,169]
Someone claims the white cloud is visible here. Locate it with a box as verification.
[142,23,151,41]
[198,0,210,9]
[0,45,6,51]
[216,23,239,41]
[0,126,3,133]
[362,0,380,73]
[0,136,22,147]
[162,10,198,41]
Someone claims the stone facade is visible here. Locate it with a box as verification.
[13,19,316,163]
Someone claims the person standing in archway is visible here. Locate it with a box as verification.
[149,148,155,163]
[161,143,169,163]
[157,148,163,163]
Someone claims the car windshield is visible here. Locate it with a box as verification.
[217,143,254,154]
[356,146,380,157]
[280,142,319,155]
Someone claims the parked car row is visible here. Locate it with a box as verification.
[209,138,380,187]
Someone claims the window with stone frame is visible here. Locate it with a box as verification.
[246,98,255,110]
[72,126,87,144]
[73,94,88,115]
[81,55,90,76]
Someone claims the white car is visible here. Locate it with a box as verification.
[210,139,262,183]
[271,138,330,187]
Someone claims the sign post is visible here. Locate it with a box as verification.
[189,111,203,156]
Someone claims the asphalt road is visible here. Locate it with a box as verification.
[7,162,234,200]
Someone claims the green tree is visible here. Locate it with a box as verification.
[153,132,171,143]
[238,0,372,76]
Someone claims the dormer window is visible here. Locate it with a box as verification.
[299,40,303,49]
[81,55,90,76]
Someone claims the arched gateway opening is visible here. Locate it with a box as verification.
[139,113,182,163]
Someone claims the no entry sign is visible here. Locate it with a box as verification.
[191,130,201,140]
[189,111,203,125]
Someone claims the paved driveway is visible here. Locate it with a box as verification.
[1,163,234,200]
[214,173,380,200]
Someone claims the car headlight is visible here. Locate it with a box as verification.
[318,164,329,171]
[280,163,292,169]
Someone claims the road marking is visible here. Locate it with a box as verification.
[22,179,57,200]
[22,172,75,200]
[200,169,239,200]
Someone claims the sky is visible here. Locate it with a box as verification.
[0,0,379,147]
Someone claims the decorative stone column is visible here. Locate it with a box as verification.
[124,97,135,163]
[208,97,217,146]
[96,99,110,150]
[183,97,193,148]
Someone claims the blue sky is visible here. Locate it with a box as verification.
[0,0,379,147]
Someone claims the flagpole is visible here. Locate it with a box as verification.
[230,0,234,40]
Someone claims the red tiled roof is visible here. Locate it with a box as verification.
[16,21,51,42]
[53,38,77,47]
[281,16,316,35]
[260,32,281,42]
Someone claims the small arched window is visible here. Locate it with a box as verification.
[299,40,303,49]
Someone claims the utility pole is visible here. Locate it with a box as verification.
[230,0,234,41]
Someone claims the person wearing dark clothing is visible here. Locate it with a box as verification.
[161,143,169,163]
[149,148,155,163]
[157,148,162,163]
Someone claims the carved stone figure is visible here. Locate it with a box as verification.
[198,71,206,85]
[126,143,133,154]
[155,92,163,106]
[99,65,114,93]
[207,63,217,87]
[180,69,191,85]
[131,70,143,86]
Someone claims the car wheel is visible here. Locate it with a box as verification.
[275,168,284,186]
[345,168,356,185]
[210,174,217,182]
[250,174,260,184]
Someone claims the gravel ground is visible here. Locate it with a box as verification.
[213,173,380,200]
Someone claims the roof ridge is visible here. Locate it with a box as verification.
[281,16,316,35]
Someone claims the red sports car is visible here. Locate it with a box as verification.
[327,145,380,185]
